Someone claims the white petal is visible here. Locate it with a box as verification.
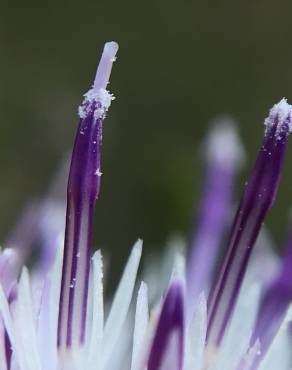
[0,320,8,370]
[210,283,260,370]
[257,306,292,370]
[0,285,22,368]
[87,250,104,369]
[184,293,207,370]
[37,241,63,370]
[101,240,142,369]
[12,268,41,370]
[239,340,261,370]
[131,281,149,370]
[171,253,185,282]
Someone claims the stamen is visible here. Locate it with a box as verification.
[147,280,184,370]
[57,42,118,350]
[206,99,292,346]
[186,119,243,317]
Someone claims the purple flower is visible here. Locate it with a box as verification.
[0,42,291,370]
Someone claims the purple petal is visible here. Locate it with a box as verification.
[37,159,68,274]
[207,99,292,346]
[4,329,11,370]
[148,280,184,370]
[186,120,243,317]
[251,233,292,359]
[0,249,20,297]
[57,42,118,350]
[5,202,42,263]
[4,159,68,277]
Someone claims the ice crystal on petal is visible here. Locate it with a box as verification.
[264,98,292,139]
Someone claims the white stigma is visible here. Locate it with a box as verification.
[206,116,245,168]
[264,98,292,139]
[93,41,119,91]
[78,41,118,120]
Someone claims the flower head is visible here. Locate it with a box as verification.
[0,43,292,370]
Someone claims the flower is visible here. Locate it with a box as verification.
[0,41,292,370]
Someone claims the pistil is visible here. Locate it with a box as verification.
[57,42,118,350]
[207,99,292,346]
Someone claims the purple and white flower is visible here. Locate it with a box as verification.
[0,42,291,370]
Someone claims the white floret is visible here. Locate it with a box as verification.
[0,239,291,370]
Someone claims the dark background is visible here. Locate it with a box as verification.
[1,0,292,278]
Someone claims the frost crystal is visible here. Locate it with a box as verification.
[78,88,115,120]
[264,98,292,139]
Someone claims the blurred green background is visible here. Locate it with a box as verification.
[1,0,292,277]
